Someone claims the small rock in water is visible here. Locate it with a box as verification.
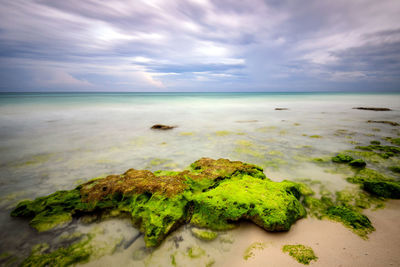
[367,120,399,126]
[150,124,177,130]
[353,107,392,111]
[275,108,289,110]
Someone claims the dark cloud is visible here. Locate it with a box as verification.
[0,0,399,91]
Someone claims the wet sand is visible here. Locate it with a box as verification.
[221,200,400,267]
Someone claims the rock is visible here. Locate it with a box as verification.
[11,158,306,247]
[353,107,391,111]
[346,168,400,199]
[367,120,399,126]
[332,154,354,163]
[349,159,366,168]
[150,124,176,130]
[275,108,289,110]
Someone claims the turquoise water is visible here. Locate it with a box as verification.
[0,92,399,266]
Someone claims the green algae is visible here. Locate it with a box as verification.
[384,137,400,146]
[325,206,374,237]
[332,153,366,169]
[282,244,317,265]
[215,130,232,136]
[180,132,194,136]
[21,235,93,267]
[309,135,322,138]
[190,176,306,231]
[191,228,218,241]
[332,154,353,163]
[355,144,400,156]
[243,242,266,260]
[298,179,380,239]
[347,168,400,199]
[234,140,264,158]
[349,159,366,168]
[389,166,400,173]
[11,158,305,248]
[187,246,206,259]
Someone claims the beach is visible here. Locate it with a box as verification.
[0,92,399,266]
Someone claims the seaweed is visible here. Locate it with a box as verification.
[282,244,318,265]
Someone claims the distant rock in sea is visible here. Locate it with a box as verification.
[353,107,391,111]
[150,124,177,130]
[275,108,289,110]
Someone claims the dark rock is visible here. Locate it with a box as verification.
[367,120,399,126]
[275,108,289,110]
[150,124,176,130]
[353,107,391,111]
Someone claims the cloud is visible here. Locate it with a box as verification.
[0,0,399,91]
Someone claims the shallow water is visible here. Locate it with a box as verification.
[0,92,399,265]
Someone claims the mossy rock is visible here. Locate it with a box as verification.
[389,166,400,173]
[11,158,305,247]
[349,159,366,168]
[332,154,353,163]
[347,168,400,199]
[190,176,305,231]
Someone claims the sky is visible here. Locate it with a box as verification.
[0,0,400,92]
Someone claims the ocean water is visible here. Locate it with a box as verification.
[0,92,399,266]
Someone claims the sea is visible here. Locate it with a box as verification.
[0,92,399,266]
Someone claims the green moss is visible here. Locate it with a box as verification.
[384,137,400,146]
[180,132,194,136]
[326,206,374,238]
[187,246,205,259]
[332,154,353,163]
[234,140,264,158]
[21,235,93,267]
[370,140,381,145]
[389,166,400,173]
[309,135,322,138]
[349,159,366,168]
[282,244,317,265]
[215,130,232,136]
[243,242,266,260]
[301,184,380,238]
[190,176,306,231]
[347,168,400,199]
[355,145,400,155]
[191,228,218,241]
[170,253,177,266]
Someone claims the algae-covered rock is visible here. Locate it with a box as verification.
[11,158,306,247]
[190,176,305,231]
[389,166,400,174]
[347,168,400,199]
[332,154,353,163]
[349,159,366,168]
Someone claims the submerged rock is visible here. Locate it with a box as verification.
[367,120,399,126]
[150,124,176,130]
[347,168,400,199]
[353,107,392,111]
[11,158,305,247]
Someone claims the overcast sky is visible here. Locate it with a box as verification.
[0,0,400,92]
